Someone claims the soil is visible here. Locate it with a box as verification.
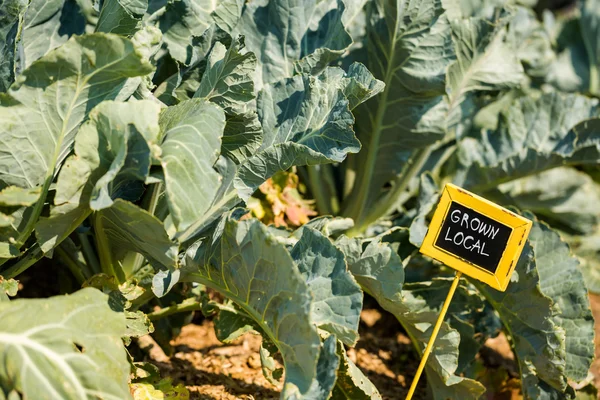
[142,294,600,400]
[147,307,424,399]
[144,304,525,400]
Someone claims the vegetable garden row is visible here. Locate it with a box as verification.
[0,0,599,398]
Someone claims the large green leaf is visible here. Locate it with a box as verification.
[335,235,485,399]
[193,36,256,114]
[330,339,382,399]
[193,36,262,165]
[234,67,362,200]
[525,214,594,383]
[446,16,524,136]
[568,228,600,294]
[507,6,554,79]
[474,216,594,398]
[182,215,321,395]
[0,0,27,92]
[290,227,362,346]
[283,335,341,400]
[95,199,178,270]
[0,33,153,250]
[454,92,600,190]
[236,0,352,88]
[96,0,148,36]
[158,0,218,65]
[158,99,225,232]
[36,100,162,253]
[19,0,87,68]
[0,287,131,399]
[498,167,600,234]
[341,0,454,229]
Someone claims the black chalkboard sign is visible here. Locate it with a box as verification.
[420,183,532,291]
[434,202,513,273]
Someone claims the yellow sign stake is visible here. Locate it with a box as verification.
[405,271,462,400]
[406,184,532,399]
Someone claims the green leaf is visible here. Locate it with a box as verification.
[284,334,341,400]
[525,214,594,383]
[341,62,385,111]
[498,167,600,234]
[236,0,352,88]
[19,0,86,67]
[568,228,600,294]
[0,33,154,250]
[125,310,154,344]
[234,67,361,200]
[446,16,524,135]
[259,341,284,386]
[0,0,27,92]
[95,199,178,270]
[292,0,353,76]
[336,235,486,399]
[211,0,243,33]
[158,99,226,232]
[341,0,454,228]
[474,242,568,398]
[0,186,41,207]
[0,276,18,302]
[182,215,321,395]
[409,173,440,247]
[330,339,382,399]
[158,0,218,65]
[454,92,600,190]
[212,302,259,343]
[0,287,130,399]
[290,227,362,346]
[96,0,148,36]
[36,99,162,253]
[131,378,190,400]
[474,215,593,398]
[507,6,555,79]
[193,36,257,114]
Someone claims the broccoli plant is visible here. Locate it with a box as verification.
[0,0,598,399]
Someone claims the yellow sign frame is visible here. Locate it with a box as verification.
[420,183,532,292]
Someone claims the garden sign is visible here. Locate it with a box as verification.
[406,183,532,399]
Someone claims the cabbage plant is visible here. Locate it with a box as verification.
[0,0,598,399]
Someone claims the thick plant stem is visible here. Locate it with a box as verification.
[76,231,102,275]
[307,165,338,216]
[341,27,399,225]
[591,63,599,96]
[347,146,432,237]
[124,182,163,277]
[177,188,239,244]
[55,245,87,285]
[147,300,202,321]
[0,244,44,279]
[93,212,124,283]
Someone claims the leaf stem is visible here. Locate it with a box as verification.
[177,188,240,244]
[55,245,87,285]
[590,60,599,96]
[93,212,124,282]
[76,231,101,275]
[0,244,44,279]
[124,182,164,277]
[306,165,338,216]
[347,146,432,236]
[147,300,202,321]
